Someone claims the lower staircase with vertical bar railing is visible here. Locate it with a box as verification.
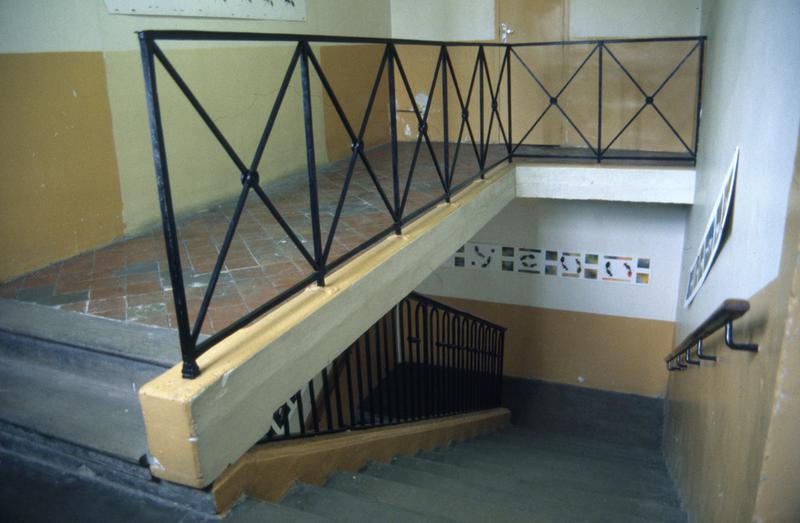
[261,292,505,442]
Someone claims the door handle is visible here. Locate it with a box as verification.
[500,22,514,43]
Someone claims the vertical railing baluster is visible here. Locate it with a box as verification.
[321,366,334,431]
[505,45,512,162]
[388,44,402,232]
[416,303,425,419]
[402,300,412,421]
[308,378,320,434]
[692,38,705,163]
[374,320,385,424]
[332,357,344,429]
[355,339,366,426]
[382,315,394,423]
[138,33,198,379]
[597,42,604,163]
[282,403,291,438]
[299,41,325,286]
[345,345,356,427]
[295,391,306,435]
[478,46,486,172]
[441,46,451,202]
[499,330,506,406]
[364,330,376,425]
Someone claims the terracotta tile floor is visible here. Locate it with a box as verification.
[1,143,507,336]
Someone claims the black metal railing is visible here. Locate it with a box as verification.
[260,292,505,441]
[666,299,758,371]
[138,31,705,378]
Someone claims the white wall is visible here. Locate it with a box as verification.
[391,0,495,41]
[674,0,800,339]
[418,198,687,322]
[569,0,701,39]
[0,0,392,53]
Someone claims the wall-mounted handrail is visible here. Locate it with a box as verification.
[665,299,758,371]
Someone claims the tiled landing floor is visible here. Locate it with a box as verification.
[1,143,506,336]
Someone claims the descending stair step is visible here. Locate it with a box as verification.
[0,329,167,391]
[325,470,534,522]
[388,455,685,522]
[225,496,327,522]
[0,421,219,516]
[364,459,654,523]
[419,447,681,508]
[457,439,674,486]
[479,429,668,470]
[0,356,147,461]
[281,481,443,522]
[501,425,665,458]
[0,299,181,368]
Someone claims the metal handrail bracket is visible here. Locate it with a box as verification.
[665,299,758,371]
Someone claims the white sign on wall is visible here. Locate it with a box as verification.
[683,148,739,307]
[104,0,306,21]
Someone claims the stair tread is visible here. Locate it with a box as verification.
[226,496,327,522]
[473,431,668,470]
[496,426,666,461]
[0,298,181,367]
[326,469,536,522]
[452,439,675,485]
[387,455,685,521]
[0,356,147,461]
[281,481,442,522]
[418,447,680,507]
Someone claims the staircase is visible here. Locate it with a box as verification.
[241,425,683,522]
[0,297,685,522]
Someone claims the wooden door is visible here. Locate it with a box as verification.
[497,0,567,148]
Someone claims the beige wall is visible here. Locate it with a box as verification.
[431,296,673,397]
[391,0,495,41]
[663,0,800,517]
[106,44,329,233]
[0,52,124,281]
[663,140,800,522]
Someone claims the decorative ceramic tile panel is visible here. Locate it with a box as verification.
[451,243,651,286]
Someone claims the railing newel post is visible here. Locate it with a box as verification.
[138,32,198,379]
[506,45,512,162]
[597,41,603,163]
[692,38,705,164]
[441,45,451,202]
[478,46,486,173]
[299,40,325,287]
[387,44,402,233]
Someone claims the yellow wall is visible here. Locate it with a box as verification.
[0,52,124,281]
[320,44,391,164]
[430,296,673,397]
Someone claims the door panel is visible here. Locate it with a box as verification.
[497,0,567,148]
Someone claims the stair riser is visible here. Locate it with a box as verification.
[0,421,217,515]
[0,330,167,390]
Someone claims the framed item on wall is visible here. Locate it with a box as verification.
[684,147,739,307]
[104,0,307,21]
